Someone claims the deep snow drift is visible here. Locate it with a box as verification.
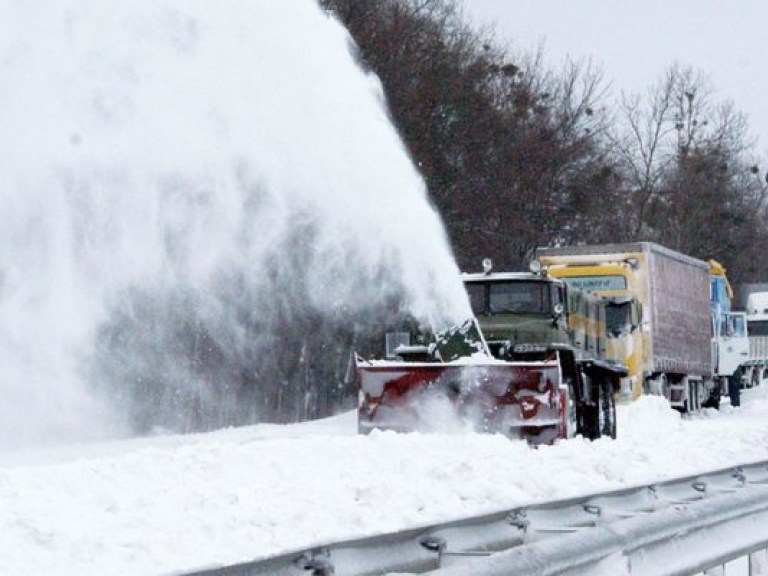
[2,389,768,576]
[0,0,470,449]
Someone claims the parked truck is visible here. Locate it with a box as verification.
[709,260,749,405]
[739,291,768,389]
[534,243,747,411]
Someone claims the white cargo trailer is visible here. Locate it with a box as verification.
[741,292,768,388]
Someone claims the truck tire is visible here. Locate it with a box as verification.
[572,367,590,439]
[702,378,722,410]
[728,375,741,407]
[750,367,759,388]
[683,378,704,413]
[756,366,764,387]
[581,377,616,440]
[600,380,617,439]
[558,384,577,439]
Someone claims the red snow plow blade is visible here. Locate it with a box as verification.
[355,355,569,444]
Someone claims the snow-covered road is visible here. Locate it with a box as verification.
[2,388,768,576]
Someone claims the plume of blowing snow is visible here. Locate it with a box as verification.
[0,0,471,449]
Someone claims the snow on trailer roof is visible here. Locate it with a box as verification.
[535,242,710,270]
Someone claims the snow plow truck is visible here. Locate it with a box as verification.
[354,259,628,443]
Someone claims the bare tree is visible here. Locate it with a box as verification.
[484,53,621,260]
[611,64,768,284]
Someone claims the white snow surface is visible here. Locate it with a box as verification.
[3,388,768,576]
[3,1,768,574]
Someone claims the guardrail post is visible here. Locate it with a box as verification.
[420,535,447,568]
[506,509,529,532]
[297,549,334,576]
[749,548,768,575]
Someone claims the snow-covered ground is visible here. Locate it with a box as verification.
[2,2,768,575]
[3,387,768,576]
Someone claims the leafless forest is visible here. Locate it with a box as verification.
[323,0,768,284]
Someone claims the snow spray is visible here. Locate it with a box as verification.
[0,0,470,448]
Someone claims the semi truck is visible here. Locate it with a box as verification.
[534,243,748,411]
[709,260,749,405]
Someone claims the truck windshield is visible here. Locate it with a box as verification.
[605,301,632,335]
[466,281,551,315]
[721,314,746,337]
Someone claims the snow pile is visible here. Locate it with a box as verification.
[2,391,768,575]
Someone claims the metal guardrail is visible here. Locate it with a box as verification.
[431,483,768,576]
[171,459,768,576]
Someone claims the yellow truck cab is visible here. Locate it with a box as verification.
[533,256,645,401]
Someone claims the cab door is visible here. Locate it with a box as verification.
[717,312,749,376]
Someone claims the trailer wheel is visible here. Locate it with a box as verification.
[684,377,702,413]
[646,373,669,398]
[702,378,722,410]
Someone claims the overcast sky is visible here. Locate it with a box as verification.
[464,0,768,156]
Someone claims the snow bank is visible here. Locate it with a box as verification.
[2,390,768,575]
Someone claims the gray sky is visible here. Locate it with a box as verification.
[464,0,768,155]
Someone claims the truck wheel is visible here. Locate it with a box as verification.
[574,370,591,439]
[702,378,722,410]
[600,381,617,439]
[728,375,741,408]
[582,379,616,440]
[557,385,577,439]
[684,378,702,413]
